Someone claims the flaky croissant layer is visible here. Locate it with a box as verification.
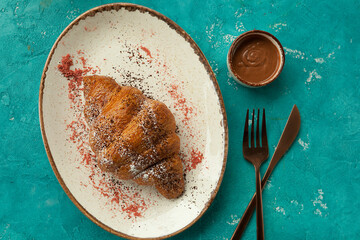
[83,75,185,199]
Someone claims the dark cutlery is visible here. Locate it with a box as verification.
[242,109,269,240]
[231,105,301,240]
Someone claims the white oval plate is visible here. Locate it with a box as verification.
[39,3,228,239]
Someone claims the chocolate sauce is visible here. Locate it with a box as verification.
[231,34,280,84]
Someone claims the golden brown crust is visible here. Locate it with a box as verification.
[83,75,122,126]
[88,87,146,155]
[83,75,185,199]
[134,155,185,199]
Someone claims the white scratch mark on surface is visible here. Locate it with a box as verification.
[14,5,19,15]
[350,38,353,43]
[314,58,325,64]
[205,22,222,49]
[235,9,247,18]
[205,23,216,42]
[1,93,10,106]
[0,224,10,239]
[209,60,219,76]
[275,206,286,215]
[312,189,328,217]
[235,21,246,32]
[306,69,322,83]
[298,138,309,150]
[30,186,36,195]
[291,200,304,214]
[285,46,336,65]
[66,8,80,20]
[226,214,240,225]
[284,47,307,60]
[270,22,287,32]
[314,208,322,216]
[215,237,229,240]
[234,9,247,32]
[227,72,239,90]
[223,34,237,44]
[327,51,335,59]
[20,116,27,122]
[45,198,59,207]
[265,180,273,189]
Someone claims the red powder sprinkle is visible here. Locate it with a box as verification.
[80,57,87,68]
[83,152,92,165]
[186,148,204,171]
[59,47,205,218]
[57,54,88,94]
[168,83,195,125]
[84,26,97,32]
[58,52,149,220]
[140,46,152,58]
[123,204,142,218]
[158,56,203,172]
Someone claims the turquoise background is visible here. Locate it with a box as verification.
[1,0,359,239]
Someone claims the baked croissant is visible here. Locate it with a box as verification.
[83,75,185,199]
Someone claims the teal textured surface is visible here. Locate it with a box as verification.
[1,0,359,239]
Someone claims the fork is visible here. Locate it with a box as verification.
[243,109,269,240]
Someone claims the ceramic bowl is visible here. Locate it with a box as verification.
[227,30,285,88]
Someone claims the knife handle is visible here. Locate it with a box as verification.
[231,151,280,240]
[231,191,256,239]
[231,177,270,239]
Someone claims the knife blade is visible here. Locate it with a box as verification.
[231,104,301,240]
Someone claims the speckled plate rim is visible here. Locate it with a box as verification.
[38,3,228,239]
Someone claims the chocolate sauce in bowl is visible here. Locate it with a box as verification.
[231,34,281,84]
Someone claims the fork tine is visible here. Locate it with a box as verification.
[256,109,260,147]
[251,109,255,148]
[262,108,268,148]
[243,109,249,148]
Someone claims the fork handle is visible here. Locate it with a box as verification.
[231,153,280,240]
[255,167,265,240]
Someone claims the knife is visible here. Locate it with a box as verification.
[231,104,301,240]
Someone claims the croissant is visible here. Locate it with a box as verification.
[83,75,185,199]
